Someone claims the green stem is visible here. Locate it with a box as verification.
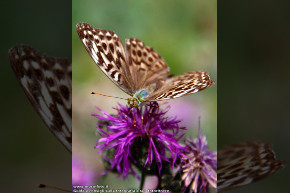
[139,167,146,190]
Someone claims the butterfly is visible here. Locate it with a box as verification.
[8,45,72,152]
[217,141,284,192]
[76,23,215,108]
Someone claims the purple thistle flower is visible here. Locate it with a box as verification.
[92,102,186,179]
[181,126,217,193]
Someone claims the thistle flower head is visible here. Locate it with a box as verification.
[181,126,217,193]
[93,102,186,178]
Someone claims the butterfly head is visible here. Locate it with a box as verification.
[127,98,139,108]
[128,90,150,108]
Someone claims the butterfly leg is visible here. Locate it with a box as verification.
[140,105,144,124]
[149,102,159,114]
[131,108,137,127]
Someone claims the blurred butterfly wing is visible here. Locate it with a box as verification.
[9,45,72,152]
[217,142,284,192]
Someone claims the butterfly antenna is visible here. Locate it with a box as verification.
[91,92,127,100]
[38,184,71,192]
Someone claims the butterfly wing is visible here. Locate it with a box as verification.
[9,45,72,152]
[125,38,171,92]
[125,37,214,101]
[76,23,134,96]
[77,23,214,102]
[218,142,284,192]
[146,71,214,101]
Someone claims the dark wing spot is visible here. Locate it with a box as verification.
[102,43,107,51]
[53,69,64,80]
[46,77,55,87]
[117,73,122,82]
[26,69,32,78]
[98,34,104,40]
[106,35,112,41]
[50,104,64,131]
[50,91,63,104]
[97,52,104,65]
[60,85,70,100]
[174,87,184,91]
[106,64,113,72]
[109,43,114,52]
[148,57,153,62]
[137,50,142,57]
[66,136,72,144]
[97,45,104,53]
[34,69,44,80]
[132,50,136,56]
[167,92,173,97]
[106,53,114,62]
[117,51,125,61]
[111,70,117,78]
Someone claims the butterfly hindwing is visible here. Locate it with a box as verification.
[125,38,170,92]
[151,71,214,101]
[9,45,72,152]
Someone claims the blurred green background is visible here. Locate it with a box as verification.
[72,0,216,190]
[0,0,71,192]
[218,1,290,192]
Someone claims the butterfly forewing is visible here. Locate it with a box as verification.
[9,45,72,152]
[76,23,214,104]
[217,142,284,192]
[76,23,134,96]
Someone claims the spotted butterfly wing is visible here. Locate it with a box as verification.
[9,45,72,152]
[76,23,214,104]
[76,23,134,96]
[125,37,171,92]
[218,142,284,192]
[152,71,214,101]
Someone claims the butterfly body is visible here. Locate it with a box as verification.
[77,23,215,107]
[127,89,150,107]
